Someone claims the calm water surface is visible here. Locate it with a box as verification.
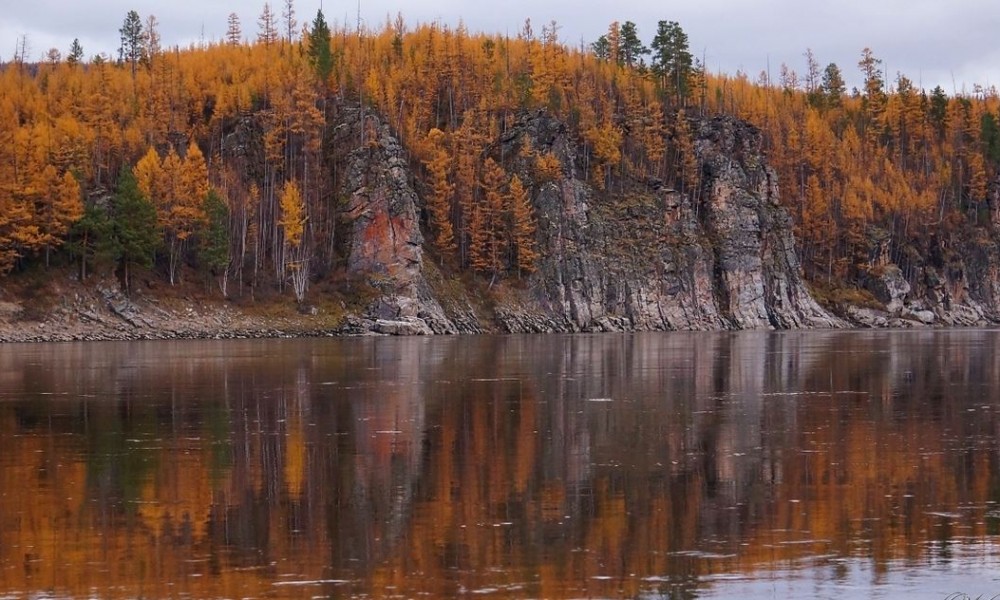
[1,331,999,598]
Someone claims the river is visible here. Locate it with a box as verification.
[0,331,998,598]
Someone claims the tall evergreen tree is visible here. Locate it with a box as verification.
[118,10,145,79]
[67,38,84,66]
[858,48,887,136]
[110,167,158,293]
[200,189,231,295]
[650,20,693,103]
[590,35,610,61]
[67,203,117,282]
[930,85,949,138]
[981,113,1000,165]
[618,21,648,68]
[307,9,333,84]
[821,62,846,108]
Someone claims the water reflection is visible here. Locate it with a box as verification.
[0,331,999,598]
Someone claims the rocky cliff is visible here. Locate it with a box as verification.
[335,108,459,335]
[847,229,1000,328]
[339,110,844,334]
[503,113,841,332]
[4,107,996,343]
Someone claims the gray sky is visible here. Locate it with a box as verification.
[5,0,999,93]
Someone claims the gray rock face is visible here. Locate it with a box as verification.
[495,112,842,332]
[864,265,911,314]
[338,110,458,334]
[335,108,1000,334]
[342,116,423,283]
[857,257,994,328]
[916,257,996,326]
[695,117,840,329]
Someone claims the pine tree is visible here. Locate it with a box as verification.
[858,48,887,142]
[591,36,610,61]
[929,86,949,139]
[618,21,648,68]
[110,167,158,294]
[200,189,231,295]
[821,63,846,108]
[67,203,116,281]
[67,39,84,66]
[118,10,145,79]
[307,9,333,84]
[651,20,692,104]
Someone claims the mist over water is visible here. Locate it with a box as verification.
[1,331,999,598]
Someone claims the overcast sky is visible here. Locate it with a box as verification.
[5,0,1000,93]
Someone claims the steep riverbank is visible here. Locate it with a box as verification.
[2,107,998,343]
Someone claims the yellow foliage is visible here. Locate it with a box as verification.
[134,147,163,202]
[0,13,995,285]
[422,128,456,255]
[508,175,537,274]
[279,179,305,248]
[534,152,563,183]
[51,171,84,239]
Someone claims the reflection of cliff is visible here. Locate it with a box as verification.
[1,333,1000,597]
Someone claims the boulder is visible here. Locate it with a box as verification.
[863,265,910,313]
[373,318,433,336]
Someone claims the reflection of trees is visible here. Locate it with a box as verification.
[0,332,999,597]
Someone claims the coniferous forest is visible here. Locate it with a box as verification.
[3,6,1000,327]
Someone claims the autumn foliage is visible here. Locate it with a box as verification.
[2,9,1000,299]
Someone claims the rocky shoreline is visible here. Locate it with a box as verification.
[0,271,994,345]
[0,283,331,344]
[1,307,994,345]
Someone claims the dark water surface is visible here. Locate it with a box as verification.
[1,331,999,598]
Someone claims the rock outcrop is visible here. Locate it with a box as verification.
[846,232,998,328]
[336,109,461,334]
[485,112,842,332]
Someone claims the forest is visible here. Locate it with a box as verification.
[2,4,999,309]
